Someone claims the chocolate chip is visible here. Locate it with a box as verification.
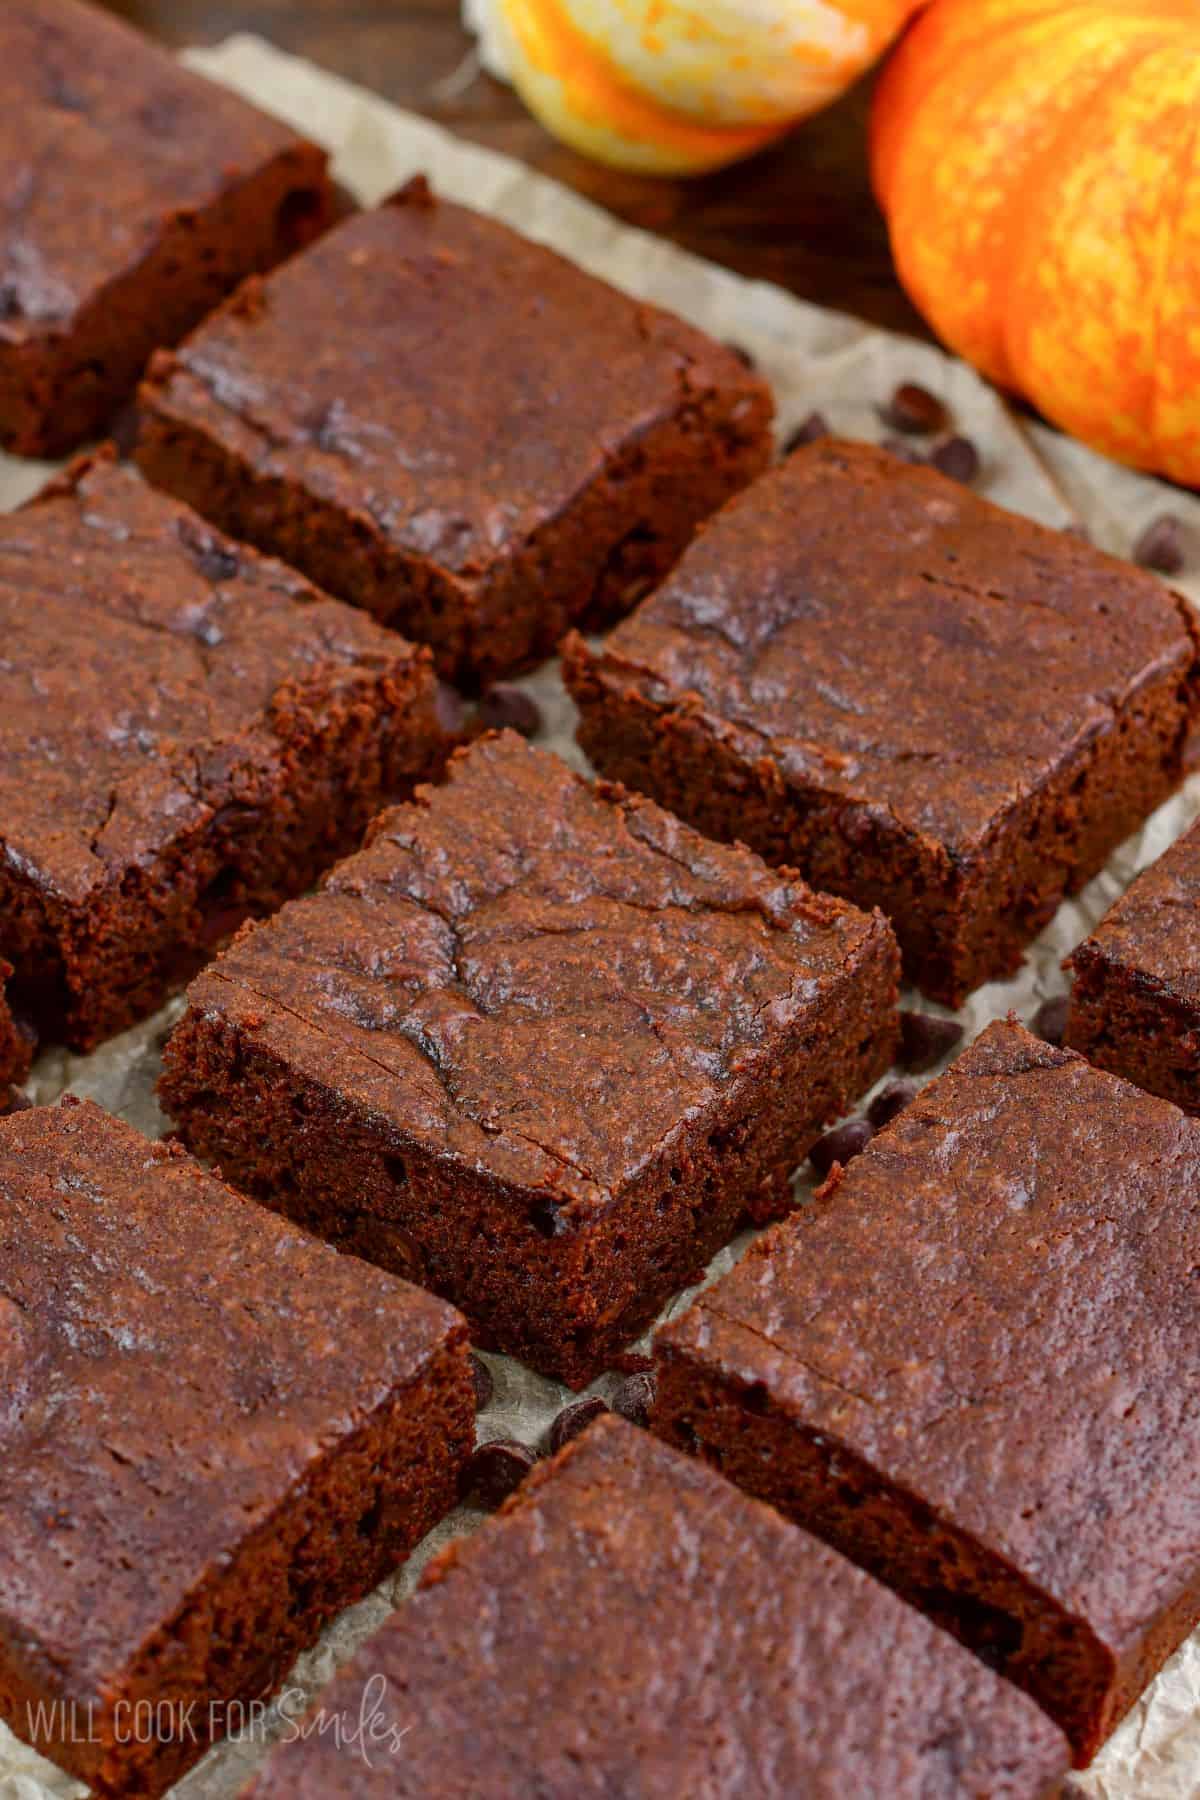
[880,382,948,437]
[783,412,831,456]
[1032,994,1070,1047]
[867,1080,919,1130]
[461,1439,537,1509]
[880,435,927,467]
[0,1086,31,1117]
[809,1119,874,1178]
[477,684,542,738]
[1133,513,1186,576]
[470,1353,494,1412]
[898,1010,964,1073]
[726,341,757,370]
[434,682,465,736]
[930,434,981,485]
[548,1395,609,1454]
[611,1370,656,1428]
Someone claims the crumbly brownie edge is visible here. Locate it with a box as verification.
[136,357,773,688]
[563,632,1200,1006]
[0,651,446,1052]
[652,1303,1200,1766]
[0,144,332,459]
[1065,944,1200,1113]
[158,914,898,1387]
[1,1326,472,1799]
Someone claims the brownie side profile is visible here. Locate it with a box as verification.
[244,1416,1068,1799]
[0,448,449,1052]
[0,0,333,457]
[654,1019,1200,1765]
[1066,816,1200,1110]
[564,439,1200,1005]
[0,969,34,1088]
[159,732,899,1386]
[0,1096,472,1800]
[136,179,775,686]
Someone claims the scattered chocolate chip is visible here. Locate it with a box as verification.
[880,381,948,437]
[867,1080,919,1130]
[726,341,757,370]
[782,412,830,455]
[461,1439,537,1509]
[809,1119,874,1178]
[548,1395,609,1454]
[880,435,927,467]
[0,1086,31,1117]
[1032,994,1070,1047]
[434,682,465,736]
[477,684,542,738]
[469,1353,494,1412]
[930,434,981,485]
[1133,513,1186,576]
[611,1369,656,1427]
[898,1010,964,1073]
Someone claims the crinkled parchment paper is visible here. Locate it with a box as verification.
[2,35,1200,1800]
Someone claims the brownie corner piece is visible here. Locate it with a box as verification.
[653,1016,1200,1764]
[0,1095,472,1799]
[0,448,448,1052]
[159,730,898,1385]
[564,438,1200,1004]
[244,1414,1069,1799]
[1066,814,1200,1110]
[0,0,333,456]
[135,182,774,684]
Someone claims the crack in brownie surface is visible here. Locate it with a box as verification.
[161,732,899,1383]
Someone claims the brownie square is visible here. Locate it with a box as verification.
[159,732,899,1386]
[0,0,333,456]
[0,447,449,1054]
[655,1018,1200,1764]
[1066,815,1200,1109]
[135,177,775,687]
[244,1416,1068,1800]
[0,1095,472,1799]
[564,439,1200,1004]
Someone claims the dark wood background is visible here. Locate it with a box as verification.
[100,0,929,343]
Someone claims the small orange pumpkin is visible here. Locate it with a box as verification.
[871,0,1200,485]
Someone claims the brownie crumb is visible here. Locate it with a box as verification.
[809,1119,874,1177]
[1032,994,1070,1047]
[931,433,981,485]
[782,412,830,456]
[470,1353,494,1412]
[1133,514,1186,576]
[477,684,542,738]
[548,1396,609,1454]
[611,1370,657,1428]
[880,382,948,437]
[462,1440,537,1509]
[898,1011,964,1072]
[867,1080,919,1130]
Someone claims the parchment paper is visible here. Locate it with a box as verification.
[1,35,1199,1799]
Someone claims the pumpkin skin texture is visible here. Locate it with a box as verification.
[872,0,1200,484]
[487,0,925,175]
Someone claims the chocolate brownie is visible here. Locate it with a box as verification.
[244,1416,1068,1799]
[564,440,1200,1004]
[0,0,333,456]
[0,969,34,1088]
[0,447,449,1052]
[159,732,899,1386]
[655,1019,1200,1764]
[1066,815,1200,1110]
[0,1095,472,1799]
[136,178,775,686]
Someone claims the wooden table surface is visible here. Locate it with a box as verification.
[102,0,930,345]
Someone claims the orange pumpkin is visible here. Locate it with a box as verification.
[871,0,1200,485]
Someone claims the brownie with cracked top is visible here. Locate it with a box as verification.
[244,1416,1069,1800]
[1066,815,1200,1110]
[564,439,1200,1004]
[0,447,449,1054]
[655,1018,1200,1765]
[0,1096,472,1800]
[136,177,775,686]
[0,0,333,456]
[159,731,899,1386]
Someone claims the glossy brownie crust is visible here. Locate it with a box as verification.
[0,449,448,1052]
[1067,817,1200,1110]
[245,1416,1068,1799]
[0,0,332,456]
[0,1097,472,1800]
[136,179,774,686]
[655,1020,1200,1765]
[160,732,899,1386]
[564,440,1200,1004]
